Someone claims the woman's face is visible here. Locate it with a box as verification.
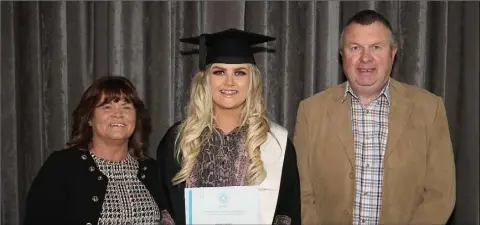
[90,96,136,143]
[209,63,251,112]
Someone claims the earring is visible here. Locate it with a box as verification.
[88,121,92,126]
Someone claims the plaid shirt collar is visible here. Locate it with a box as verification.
[342,78,391,105]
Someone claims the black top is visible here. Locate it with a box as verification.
[180,28,275,70]
[156,122,301,225]
[23,147,166,225]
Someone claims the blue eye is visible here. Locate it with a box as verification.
[235,71,246,76]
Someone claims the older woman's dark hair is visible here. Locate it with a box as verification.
[67,75,151,159]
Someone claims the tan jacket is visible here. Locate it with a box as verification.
[294,79,455,225]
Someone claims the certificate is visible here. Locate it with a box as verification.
[184,185,260,224]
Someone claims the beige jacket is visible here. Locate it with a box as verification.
[294,79,455,224]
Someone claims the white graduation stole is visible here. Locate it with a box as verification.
[258,121,288,224]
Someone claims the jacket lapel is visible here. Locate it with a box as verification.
[328,84,355,167]
[327,79,414,167]
[384,79,414,160]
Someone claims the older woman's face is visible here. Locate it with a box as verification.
[91,97,136,143]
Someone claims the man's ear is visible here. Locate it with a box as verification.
[391,46,398,60]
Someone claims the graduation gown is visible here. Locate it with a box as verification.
[156,121,301,225]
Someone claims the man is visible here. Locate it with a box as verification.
[294,9,455,225]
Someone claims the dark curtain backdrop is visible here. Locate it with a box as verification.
[0,1,478,225]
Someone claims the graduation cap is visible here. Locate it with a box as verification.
[179,28,276,70]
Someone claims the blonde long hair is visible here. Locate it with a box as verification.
[172,64,270,187]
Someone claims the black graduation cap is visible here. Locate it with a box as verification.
[179,28,276,70]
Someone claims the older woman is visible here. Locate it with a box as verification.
[157,29,301,225]
[24,76,167,225]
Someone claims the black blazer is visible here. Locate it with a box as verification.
[156,122,301,225]
[24,147,165,225]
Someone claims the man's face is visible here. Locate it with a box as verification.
[341,21,397,99]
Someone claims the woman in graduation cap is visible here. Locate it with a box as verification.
[156,28,301,225]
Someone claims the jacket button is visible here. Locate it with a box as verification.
[92,196,98,202]
[344,210,349,215]
[97,176,103,180]
[141,174,146,179]
[143,166,147,171]
[349,172,354,179]
[89,166,95,172]
[81,155,87,160]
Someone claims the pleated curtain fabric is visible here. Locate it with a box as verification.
[0,1,478,224]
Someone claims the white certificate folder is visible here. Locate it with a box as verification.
[184,185,260,224]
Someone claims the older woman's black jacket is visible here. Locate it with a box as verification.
[23,147,165,225]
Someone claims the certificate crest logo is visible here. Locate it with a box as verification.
[218,192,229,206]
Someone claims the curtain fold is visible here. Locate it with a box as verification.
[0,1,478,224]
